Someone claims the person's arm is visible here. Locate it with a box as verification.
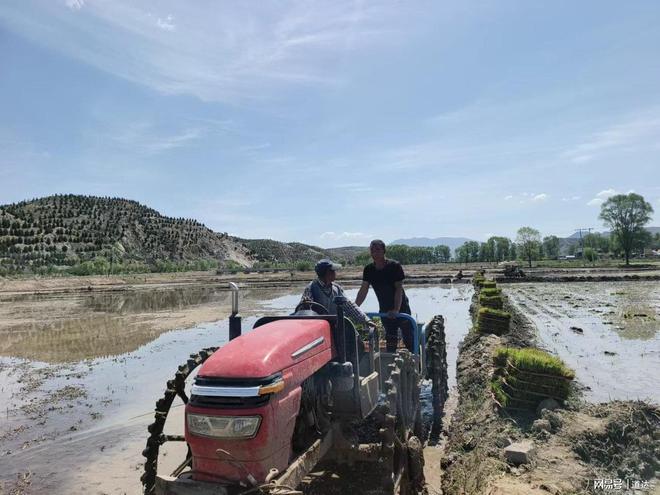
[387,263,405,318]
[355,280,370,306]
[344,298,373,327]
[298,283,313,306]
[391,280,403,314]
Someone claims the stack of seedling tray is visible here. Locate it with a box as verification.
[491,347,574,411]
[473,273,486,289]
[479,287,503,309]
[477,307,510,335]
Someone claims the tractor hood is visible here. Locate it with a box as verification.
[198,318,333,379]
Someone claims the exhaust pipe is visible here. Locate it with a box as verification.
[228,282,242,340]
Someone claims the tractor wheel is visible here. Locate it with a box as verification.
[379,349,426,494]
[141,347,217,495]
[425,315,448,443]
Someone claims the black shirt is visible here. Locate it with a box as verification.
[362,259,411,314]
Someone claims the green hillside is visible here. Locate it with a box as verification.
[0,194,252,274]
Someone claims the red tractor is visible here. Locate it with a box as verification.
[142,283,448,495]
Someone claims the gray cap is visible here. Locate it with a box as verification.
[315,259,342,277]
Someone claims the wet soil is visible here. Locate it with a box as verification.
[441,289,660,495]
[505,281,660,402]
[0,283,473,495]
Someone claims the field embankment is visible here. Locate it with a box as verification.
[441,282,659,495]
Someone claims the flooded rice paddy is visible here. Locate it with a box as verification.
[0,284,472,495]
[505,281,660,404]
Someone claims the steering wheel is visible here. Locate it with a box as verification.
[294,300,329,315]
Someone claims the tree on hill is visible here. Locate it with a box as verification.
[516,227,541,268]
[599,193,654,265]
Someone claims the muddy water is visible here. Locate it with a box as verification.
[0,284,472,495]
[505,281,660,404]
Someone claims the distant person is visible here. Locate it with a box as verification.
[355,240,414,352]
[299,259,374,328]
[455,269,464,280]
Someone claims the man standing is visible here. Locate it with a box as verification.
[355,240,413,352]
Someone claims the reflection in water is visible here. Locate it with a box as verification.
[83,287,223,314]
[0,285,474,495]
[0,287,296,363]
[506,281,660,403]
[0,316,155,362]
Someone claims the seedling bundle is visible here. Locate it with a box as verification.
[491,347,574,410]
[479,287,504,309]
[473,274,486,288]
[479,294,503,309]
[477,307,510,335]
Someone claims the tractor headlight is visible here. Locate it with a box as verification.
[187,414,261,439]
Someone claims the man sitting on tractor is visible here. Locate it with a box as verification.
[299,259,375,329]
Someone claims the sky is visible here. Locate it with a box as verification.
[1,1,659,248]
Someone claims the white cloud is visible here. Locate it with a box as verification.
[2,1,408,102]
[596,188,617,198]
[504,195,513,200]
[320,231,371,241]
[561,196,581,202]
[587,189,619,206]
[336,182,374,194]
[107,122,204,154]
[65,0,84,10]
[562,110,660,164]
[532,193,548,202]
[156,14,175,31]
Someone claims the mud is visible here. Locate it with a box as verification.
[0,283,473,495]
[505,281,660,403]
[441,288,660,495]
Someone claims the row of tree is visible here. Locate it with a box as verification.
[399,193,656,267]
[509,193,655,266]
[354,244,452,265]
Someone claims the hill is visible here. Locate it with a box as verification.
[391,236,475,252]
[237,239,366,265]
[0,194,252,273]
[236,238,327,264]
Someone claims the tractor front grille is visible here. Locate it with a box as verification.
[189,374,280,409]
[189,394,270,409]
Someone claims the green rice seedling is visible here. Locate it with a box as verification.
[479,294,503,309]
[482,281,497,289]
[494,347,575,379]
[480,287,502,297]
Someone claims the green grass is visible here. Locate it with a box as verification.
[494,347,575,379]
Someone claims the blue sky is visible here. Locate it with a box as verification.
[1,1,659,247]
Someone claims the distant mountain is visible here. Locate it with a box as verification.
[326,246,367,262]
[236,239,326,264]
[391,237,475,252]
[237,239,366,264]
[566,227,659,239]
